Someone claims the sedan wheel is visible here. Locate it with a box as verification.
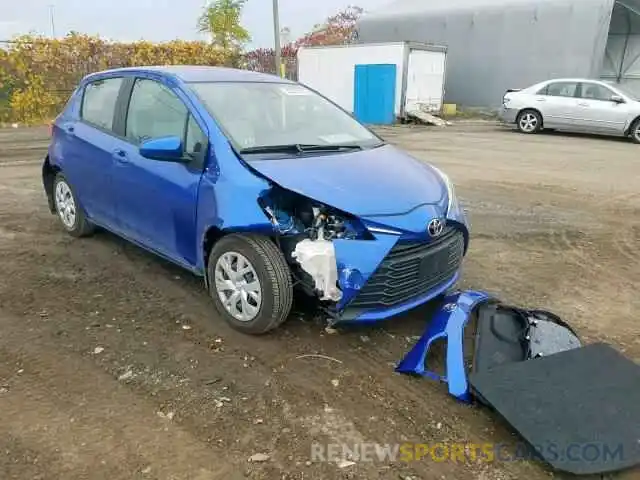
[630,119,640,144]
[517,110,542,134]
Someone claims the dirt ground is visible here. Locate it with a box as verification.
[0,123,638,480]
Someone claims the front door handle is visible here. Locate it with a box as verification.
[577,102,589,107]
[113,149,129,163]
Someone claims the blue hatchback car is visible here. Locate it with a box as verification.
[43,66,468,334]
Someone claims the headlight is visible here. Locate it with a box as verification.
[430,165,459,216]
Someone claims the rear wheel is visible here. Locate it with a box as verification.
[53,174,94,237]
[207,234,293,334]
[629,118,640,144]
[516,110,542,134]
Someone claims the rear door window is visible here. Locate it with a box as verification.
[81,77,124,131]
[540,82,579,98]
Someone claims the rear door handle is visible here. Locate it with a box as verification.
[577,102,589,107]
[65,126,75,134]
[536,98,546,102]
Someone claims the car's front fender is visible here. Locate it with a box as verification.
[195,170,275,271]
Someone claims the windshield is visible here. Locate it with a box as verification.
[611,83,638,101]
[189,81,382,153]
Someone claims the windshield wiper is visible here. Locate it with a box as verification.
[298,143,363,152]
[240,143,363,155]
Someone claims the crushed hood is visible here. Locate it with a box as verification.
[247,144,448,217]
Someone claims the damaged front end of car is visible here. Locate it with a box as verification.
[258,170,469,324]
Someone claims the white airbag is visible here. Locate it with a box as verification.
[292,238,342,302]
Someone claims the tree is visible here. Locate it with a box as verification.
[296,6,363,47]
[241,6,364,79]
[243,44,299,77]
[197,0,251,51]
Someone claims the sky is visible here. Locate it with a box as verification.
[0,0,390,48]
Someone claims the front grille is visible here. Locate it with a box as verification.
[348,228,465,309]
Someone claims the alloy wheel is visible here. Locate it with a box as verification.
[519,113,539,133]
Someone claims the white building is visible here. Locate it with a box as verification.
[357,0,640,107]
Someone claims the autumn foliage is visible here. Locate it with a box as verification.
[296,6,363,47]
[0,33,230,124]
[242,6,363,79]
[0,6,363,124]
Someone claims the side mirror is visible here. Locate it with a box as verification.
[139,136,185,162]
[611,95,625,104]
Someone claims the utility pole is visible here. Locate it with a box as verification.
[48,4,56,38]
[272,0,282,77]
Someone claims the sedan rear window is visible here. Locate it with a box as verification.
[539,82,579,98]
[81,77,123,131]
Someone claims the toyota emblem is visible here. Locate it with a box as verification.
[428,218,445,237]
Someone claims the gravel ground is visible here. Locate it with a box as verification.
[0,124,638,480]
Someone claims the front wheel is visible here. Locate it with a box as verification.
[207,234,293,334]
[516,110,542,134]
[629,118,640,144]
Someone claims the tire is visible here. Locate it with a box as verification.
[629,118,640,144]
[207,234,293,334]
[516,109,542,134]
[53,173,94,237]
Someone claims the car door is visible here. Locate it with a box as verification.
[535,81,581,129]
[61,77,124,226]
[111,77,208,268]
[574,82,629,134]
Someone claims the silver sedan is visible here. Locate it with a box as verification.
[499,79,640,143]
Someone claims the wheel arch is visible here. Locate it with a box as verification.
[517,107,544,128]
[201,225,278,289]
[42,155,61,213]
[625,115,640,135]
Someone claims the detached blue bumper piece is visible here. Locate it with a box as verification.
[395,290,494,403]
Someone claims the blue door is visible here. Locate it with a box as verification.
[111,77,206,268]
[61,76,125,225]
[353,64,397,125]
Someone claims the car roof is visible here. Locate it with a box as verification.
[538,78,609,84]
[84,65,294,84]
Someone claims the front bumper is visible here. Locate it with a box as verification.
[333,225,467,323]
[499,106,518,124]
[340,271,461,322]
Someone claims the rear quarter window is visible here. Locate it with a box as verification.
[81,77,124,131]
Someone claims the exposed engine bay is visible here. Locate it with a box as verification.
[260,187,370,304]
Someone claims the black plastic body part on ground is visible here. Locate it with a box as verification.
[469,343,640,475]
[398,297,640,475]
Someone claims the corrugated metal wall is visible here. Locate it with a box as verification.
[602,0,640,95]
[357,0,616,107]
